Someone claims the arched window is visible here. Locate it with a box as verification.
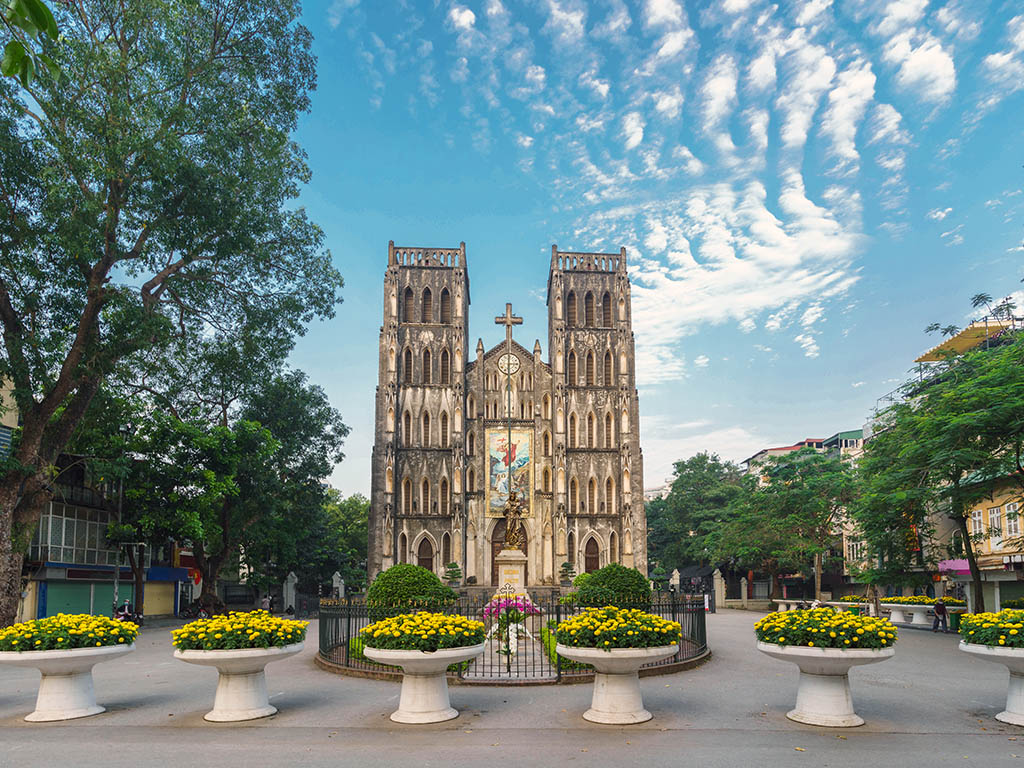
[586,352,595,385]
[421,287,432,323]
[585,537,600,573]
[567,531,576,566]
[386,468,393,493]
[440,288,452,323]
[569,414,577,449]
[543,431,550,456]
[403,348,413,384]
[440,478,449,515]
[403,287,414,323]
[542,394,550,419]
[403,411,412,447]
[440,349,451,384]
[605,413,613,448]
[422,349,432,384]
[468,467,476,493]
[587,478,596,513]
[584,292,595,326]
[403,478,412,514]
[605,476,614,514]
[602,292,612,326]
[442,532,452,565]
[399,532,408,563]
[570,478,578,513]
[587,413,595,447]
[609,531,618,563]
[422,478,431,514]
[468,432,475,455]
[566,291,577,325]
[386,407,395,432]
[603,351,613,385]
[543,468,551,493]
[618,297,626,320]
[417,537,434,570]
[422,412,431,446]
[468,395,476,419]
[567,351,577,384]
[441,412,449,447]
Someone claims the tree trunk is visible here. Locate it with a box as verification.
[813,551,823,601]
[125,545,146,619]
[956,515,985,612]
[0,475,50,628]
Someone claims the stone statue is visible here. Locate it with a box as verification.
[503,490,526,549]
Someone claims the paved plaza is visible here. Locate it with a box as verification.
[1,609,1022,767]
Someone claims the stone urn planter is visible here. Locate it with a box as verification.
[0,643,135,722]
[362,643,485,723]
[757,642,895,727]
[959,641,1024,725]
[174,642,304,722]
[555,644,678,724]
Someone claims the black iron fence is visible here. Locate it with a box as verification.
[319,594,708,683]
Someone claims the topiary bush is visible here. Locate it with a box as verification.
[367,564,457,619]
[561,564,651,607]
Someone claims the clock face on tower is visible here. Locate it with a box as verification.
[497,353,521,375]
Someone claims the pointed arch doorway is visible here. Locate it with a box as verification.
[491,518,528,587]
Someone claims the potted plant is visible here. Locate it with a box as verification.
[959,608,1024,725]
[444,561,463,587]
[554,606,681,724]
[483,595,541,662]
[559,561,575,587]
[755,608,897,727]
[360,612,486,723]
[172,609,308,722]
[0,613,138,721]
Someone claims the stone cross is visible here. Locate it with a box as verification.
[494,303,523,502]
[494,302,523,356]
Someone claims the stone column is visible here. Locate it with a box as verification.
[669,568,680,592]
[713,569,725,609]
[332,571,345,599]
[283,572,298,613]
[741,577,749,608]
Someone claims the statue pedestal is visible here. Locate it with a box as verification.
[494,548,529,597]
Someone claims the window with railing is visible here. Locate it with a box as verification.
[29,502,119,565]
[1007,503,1021,537]
[971,508,984,537]
[846,539,865,561]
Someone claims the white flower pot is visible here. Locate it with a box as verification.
[174,642,304,722]
[362,643,485,724]
[959,641,1024,726]
[555,644,678,724]
[884,604,932,625]
[0,643,135,722]
[757,641,895,727]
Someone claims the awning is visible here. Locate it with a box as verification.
[938,559,971,575]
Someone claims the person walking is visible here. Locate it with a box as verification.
[261,595,271,612]
[932,598,948,633]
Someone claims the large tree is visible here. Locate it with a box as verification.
[0,0,342,625]
[646,452,743,569]
[854,331,1024,611]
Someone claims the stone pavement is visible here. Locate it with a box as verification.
[1,609,1022,767]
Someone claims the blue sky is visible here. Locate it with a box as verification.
[286,0,1024,495]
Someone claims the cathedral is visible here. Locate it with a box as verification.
[367,242,646,588]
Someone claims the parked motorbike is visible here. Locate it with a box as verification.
[179,600,211,620]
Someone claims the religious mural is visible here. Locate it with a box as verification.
[486,429,532,517]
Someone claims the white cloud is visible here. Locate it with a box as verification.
[867,103,909,145]
[327,0,359,29]
[927,207,952,221]
[775,32,835,150]
[739,318,756,333]
[941,223,964,246]
[622,112,645,150]
[873,0,927,37]
[579,68,610,99]
[516,134,534,148]
[882,31,956,103]
[801,304,824,327]
[851,380,865,388]
[542,0,586,45]
[448,5,476,31]
[693,354,711,368]
[644,0,683,28]
[653,87,684,119]
[672,145,705,175]
[820,59,875,171]
[701,55,738,131]
[747,49,777,92]
[794,332,820,357]
[641,424,771,484]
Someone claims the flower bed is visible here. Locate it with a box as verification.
[0,614,138,651]
[879,596,965,606]
[361,612,485,652]
[555,607,682,649]
[171,610,307,650]
[483,596,541,621]
[959,609,1024,647]
[838,595,867,602]
[755,608,898,649]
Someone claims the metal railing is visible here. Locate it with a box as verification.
[319,594,708,683]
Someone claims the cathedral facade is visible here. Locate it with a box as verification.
[368,242,646,587]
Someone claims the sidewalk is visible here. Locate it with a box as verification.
[0,609,1020,767]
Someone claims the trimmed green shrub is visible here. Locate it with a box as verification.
[366,564,457,619]
[581,563,651,606]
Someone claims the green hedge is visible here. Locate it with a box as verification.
[366,564,457,619]
[540,622,590,671]
[562,563,651,607]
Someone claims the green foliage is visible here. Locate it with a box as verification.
[646,452,744,568]
[582,563,651,605]
[1,0,59,86]
[366,564,457,617]
[1003,599,1024,610]
[754,608,897,649]
[558,561,575,582]
[960,609,1024,647]
[444,562,462,584]
[540,623,590,670]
